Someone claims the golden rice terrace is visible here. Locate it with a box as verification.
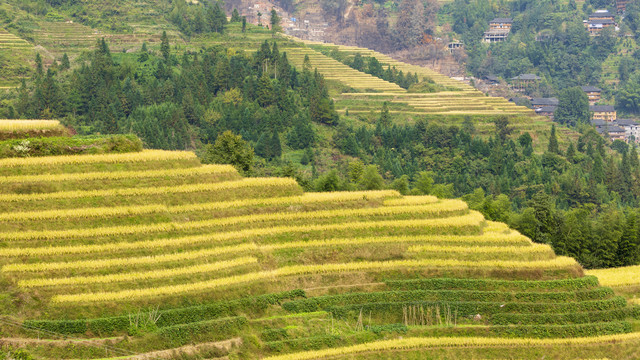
[0,122,638,358]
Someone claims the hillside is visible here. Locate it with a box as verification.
[0,120,637,359]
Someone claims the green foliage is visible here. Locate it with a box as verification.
[555,87,590,126]
[157,316,247,347]
[168,0,227,36]
[202,131,254,172]
[24,290,305,336]
[385,277,600,292]
[0,135,143,158]
[282,288,615,314]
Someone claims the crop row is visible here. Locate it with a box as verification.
[0,177,299,204]
[587,265,640,287]
[24,290,305,335]
[281,288,615,313]
[491,307,640,325]
[51,257,578,303]
[0,207,480,242]
[0,149,196,168]
[406,243,553,258]
[17,256,258,287]
[383,196,438,206]
[261,332,640,360]
[0,189,398,222]
[5,230,522,273]
[0,230,518,259]
[327,297,627,318]
[9,234,539,282]
[0,164,236,185]
[0,120,63,131]
[384,276,601,292]
[3,244,258,272]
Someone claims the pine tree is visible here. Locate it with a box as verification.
[592,152,606,184]
[566,142,576,162]
[617,213,638,266]
[352,53,364,71]
[270,9,281,37]
[161,31,170,61]
[242,16,247,33]
[60,53,70,70]
[379,102,391,128]
[231,8,241,22]
[548,124,559,154]
[270,130,282,159]
[35,53,43,78]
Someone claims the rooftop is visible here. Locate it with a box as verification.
[581,85,602,92]
[590,105,616,112]
[590,9,613,17]
[588,19,616,25]
[512,74,541,81]
[531,98,559,106]
[490,18,513,23]
[615,119,639,126]
[536,106,557,113]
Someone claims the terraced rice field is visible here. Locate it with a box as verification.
[0,119,69,139]
[284,46,406,93]
[1,148,639,359]
[0,28,32,50]
[0,28,34,87]
[280,38,533,116]
[30,21,185,57]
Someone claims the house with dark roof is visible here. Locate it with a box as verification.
[535,106,557,119]
[483,75,500,84]
[587,19,616,35]
[531,98,559,107]
[589,9,614,21]
[581,86,602,104]
[590,105,617,122]
[605,125,627,141]
[617,0,631,14]
[484,18,513,43]
[510,74,541,91]
[615,119,640,142]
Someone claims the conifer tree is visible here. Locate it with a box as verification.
[160,31,170,61]
[548,124,559,154]
[60,53,70,70]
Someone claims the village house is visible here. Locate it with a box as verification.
[590,105,617,122]
[482,75,500,85]
[593,118,640,142]
[616,119,640,143]
[581,86,602,105]
[447,41,464,53]
[617,0,631,13]
[535,106,557,120]
[510,74,541,91]
[531,98,559,108]
[483,18,512,43]
[585,10,616,36]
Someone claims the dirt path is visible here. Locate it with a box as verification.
[115,337,242,360]
[0,336,124,347]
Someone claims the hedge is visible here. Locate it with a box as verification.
[384,277,599,292]
[327,297,628,319]
[281,288,614,313]
[491,306,640,325]
[157,316,247,347]
[0,134,142,158]
[24,290,305,336]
